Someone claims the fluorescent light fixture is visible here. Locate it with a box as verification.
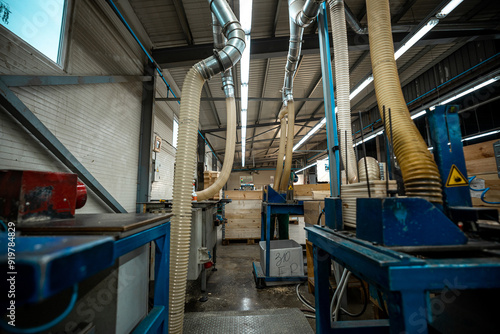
[436,0,464,18]
[462,130,500,142]
[395,18,439,60]
[296,162,318,174]
[354,130,383,147]
[429,105,436,111]
[411,110,427,120]
[293,117,326,151]
[350,76,374,100]
[240,36,251,85]
[240,0,253,34]
[241,84,249,111]
[241,109,247,167]
[439,77,498,105]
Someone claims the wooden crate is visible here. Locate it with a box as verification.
[224,194,262,240]
[341,180,397,227]
[203,171,222,200]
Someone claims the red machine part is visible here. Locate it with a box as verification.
[0,170,87,223]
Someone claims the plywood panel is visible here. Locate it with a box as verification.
[294,184,330,197]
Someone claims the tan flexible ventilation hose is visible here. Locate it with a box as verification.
[366,0,442,203]
[358,157,380,182]
[329,0,358,184]
[197,97,236,201]
[279,101,295,191]
[274,106,288,189]
[169,67,205,332]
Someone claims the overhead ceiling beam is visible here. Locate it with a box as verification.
[201,116,324,134]
[202,84,221,128]
[272,0,284,37]
[391,0,418,25]
[250,59,271,158]
[171,0,194,45]
[153,29,499,67]
[156,97,324,102]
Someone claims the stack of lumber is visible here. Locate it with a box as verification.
[223,190,262,240]
[341,180,397,228]
[463,139,500,208]
[293,183,330,200]
[203,171,222,200]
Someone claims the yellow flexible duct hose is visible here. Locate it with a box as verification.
[197,97,236,201]
[366,0,442,203]
[279,101,295,191]
[274,107,288,189]
[169,66,205,333]
[328,0,358,184]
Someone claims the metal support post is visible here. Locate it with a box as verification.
[318,3,340,197]
[198,132,206,191]
[313,246,331,333]
[136,62,156,212]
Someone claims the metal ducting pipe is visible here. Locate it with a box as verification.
[279,0,323,190]
[328,0,358,184]
[169,1,245,332]
[366,0,442,203]
[344,2,368,34]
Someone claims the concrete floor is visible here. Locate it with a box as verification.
[185,220,317,331]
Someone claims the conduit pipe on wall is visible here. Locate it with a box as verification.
[169,0,245,332]
[328,0,358,184]
[274,106,288,189]
[366,0,442,203]
[279,0,323,190]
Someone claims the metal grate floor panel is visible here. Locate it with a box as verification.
[183,308,314,334]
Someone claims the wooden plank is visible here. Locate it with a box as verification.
[225,210,261,219]
[226,218,261,227]
[294,183,330,197]
[225,200,262,211]
[312,191,330,200]
[463,139,496,161]
[303,201,325,225]
[306,240,314,293]
[225,190,263,200]
[466,157,497,176]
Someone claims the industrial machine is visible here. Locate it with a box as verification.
[306,105,500,333]
[0,170,171,334]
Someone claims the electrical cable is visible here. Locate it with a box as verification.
[0,284,78,334]
[334,271,352,322]
[340,274,368,318]
[329,268,348,326]
[317,209,325,225]
[296,282,315,311]
[469,176,500,204]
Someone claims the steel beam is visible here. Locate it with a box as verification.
[201,116,324,134]
[391,0,418,24]
[0,78,127,213]
[172,0,194,45]
[136,63,156,212]
[152,30,499,67]
[0,75,152,87]
[156,96,323,102]
[203,84,221,128]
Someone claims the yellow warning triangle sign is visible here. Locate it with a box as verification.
[446,164,468,187]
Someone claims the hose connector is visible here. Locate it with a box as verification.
[221,68,235,98]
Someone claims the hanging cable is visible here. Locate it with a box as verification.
[469,176,500,204]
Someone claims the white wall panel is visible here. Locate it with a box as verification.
[0,0,146,213]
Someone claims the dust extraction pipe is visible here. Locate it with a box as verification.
[169,0,244,332]
[278,0,323,190]
[328,0,358,184]
[274,106,288,188]
[197,17,237,201]
[366,0,442,203]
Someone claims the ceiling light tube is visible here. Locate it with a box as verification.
[240,0,253,34]
[349,76,374,100]
[411,110,427,120]
[354,130,383,147]
[462,130,500,142]
[436,0,464,18]
[395,18,439,60]
[296,162,318,174]
[439,77,498,105]
[293,117,326,151]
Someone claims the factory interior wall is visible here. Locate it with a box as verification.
[0,0,146,213]
[150,102,176,201]
[227,170,275,191]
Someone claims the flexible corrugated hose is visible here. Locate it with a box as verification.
[197,97,236,201]
[366,0,442,203]
[328,0,358,184]
[275,106,288,189]
[279,101,296,191]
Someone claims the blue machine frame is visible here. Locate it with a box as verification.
[2,219,171,334]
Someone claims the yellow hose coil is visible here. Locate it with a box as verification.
[274,106,288,190]
[279,101,296,191]
[197,97,236,201]
[169,66,205,333]
[366,0,442,203]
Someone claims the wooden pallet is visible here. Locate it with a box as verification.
[222,238,260,245]
[203,171,222,200]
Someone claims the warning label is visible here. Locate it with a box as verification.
[446,165,468,187]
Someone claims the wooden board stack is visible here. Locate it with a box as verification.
[463,139,500,209]
[223,190,262,240]
[203,171,222,200]
[341,180,397,228]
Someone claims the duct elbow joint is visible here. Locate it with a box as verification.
[221,68,235,98]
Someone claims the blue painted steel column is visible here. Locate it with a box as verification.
[388,290,429,334]
[266,204,272,276]
[427,105,472,209]
[0,79,126,213]
[313,245,331,333]
[136,62,156,212]
[318,3,340,197]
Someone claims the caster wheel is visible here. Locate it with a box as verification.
[199,296,208,302]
